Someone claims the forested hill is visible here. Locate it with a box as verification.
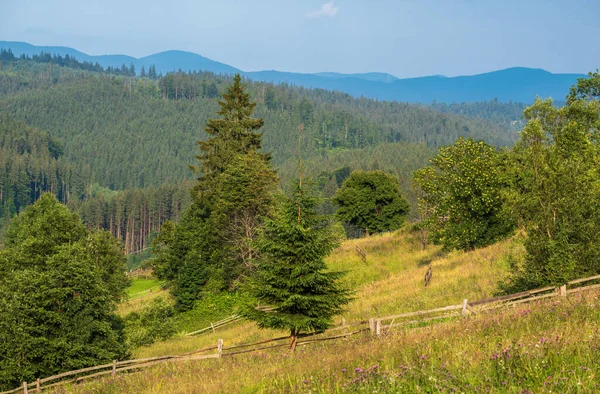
[0,41,585,103]
[0,56,521,253]
[0,58,516,191]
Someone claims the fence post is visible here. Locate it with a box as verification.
[23,381,28,394]
[375,319,381,336]
[369,318,375,335]
[218,339,223,358]
[36,379,40,391]
[112,360,116,377]
[559,285,567,297]
[462,299,468,316]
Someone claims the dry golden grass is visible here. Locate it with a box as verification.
[328,229,519,320]
[128,229,521,359]
[51,230,600,393]
[56,291,600,393]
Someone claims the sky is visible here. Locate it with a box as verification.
[0,0,598,78]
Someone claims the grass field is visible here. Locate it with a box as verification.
[52,229,600,393]
[126,278,164,299]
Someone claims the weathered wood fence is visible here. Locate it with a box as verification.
[4,273,600,394]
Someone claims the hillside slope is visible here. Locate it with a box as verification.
[0,62,515,191]
[58,231,600,393]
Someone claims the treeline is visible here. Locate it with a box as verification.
[0,113,192,253]
[0,114,89,218]
[69,182,193,254]
[429,98,527,129]
[0,48,157,78]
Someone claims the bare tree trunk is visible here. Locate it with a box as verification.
[289,330,298,351]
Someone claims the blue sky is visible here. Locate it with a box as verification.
[0,0,598,78]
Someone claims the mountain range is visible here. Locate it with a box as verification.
[0,41,587,104]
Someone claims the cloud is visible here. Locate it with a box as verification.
[306,1,340,19]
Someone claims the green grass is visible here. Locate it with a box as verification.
[126,278,164,299]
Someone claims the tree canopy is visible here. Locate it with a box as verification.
[333,170,409,236]
[0,193,129,390]
[413,137,514,251]
[502,71,600,291]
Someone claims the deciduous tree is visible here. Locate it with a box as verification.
[413,137,513,251]
[333,170,409,236]
[0,193,129,390]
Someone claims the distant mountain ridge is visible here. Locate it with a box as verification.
[0,41,587,103]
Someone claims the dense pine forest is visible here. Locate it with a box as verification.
[0,54,524,253]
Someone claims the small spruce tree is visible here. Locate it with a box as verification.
[242,181,351,350]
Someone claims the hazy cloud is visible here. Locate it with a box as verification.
[306,1,340,18]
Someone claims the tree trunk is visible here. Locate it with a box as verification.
[289,330,298,351]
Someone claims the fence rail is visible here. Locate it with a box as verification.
[4,273,600,394]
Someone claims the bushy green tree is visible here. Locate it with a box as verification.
[333,170,409,236]
[502,71,600,291]
[0,193,129,390]
[242,182,351,350]
[123,298,176,348]
[413,137,513,251]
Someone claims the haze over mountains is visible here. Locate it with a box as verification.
[0,40,586,104]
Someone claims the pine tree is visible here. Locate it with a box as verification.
[242,181,351,350]
[194,73,269,201]
[152,74,277,307]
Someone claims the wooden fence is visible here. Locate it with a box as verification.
[4,273,600,394]
[184,315,241,336]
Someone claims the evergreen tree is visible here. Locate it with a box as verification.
[153,74,277,308]
[242,181,351,350]
[194,73,268,199]
[0,193,129,389]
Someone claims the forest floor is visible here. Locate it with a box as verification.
[56,229,600,393]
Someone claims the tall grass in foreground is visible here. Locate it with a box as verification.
[55,291,600,393]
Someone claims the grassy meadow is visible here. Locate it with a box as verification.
[52,228,600,393]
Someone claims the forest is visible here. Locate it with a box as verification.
[0,55,523,253]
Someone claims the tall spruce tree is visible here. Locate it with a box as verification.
[153,74,277,309]
[194,73,269,200]
[242,181,351,350]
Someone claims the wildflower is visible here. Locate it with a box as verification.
[342,368,346,372]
